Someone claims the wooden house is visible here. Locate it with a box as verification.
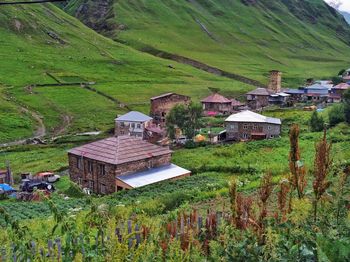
[68,136,190,195]
[201,93,233,115]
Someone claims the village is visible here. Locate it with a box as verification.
[1,68,350,198]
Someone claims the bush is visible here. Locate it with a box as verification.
[328,104,345,127]
[160,191,192,211]
[64,183,85,198]
[309,111,324,132]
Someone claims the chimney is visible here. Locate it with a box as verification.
[268,70,282,93]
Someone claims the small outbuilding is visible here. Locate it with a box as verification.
[115,111,153,139]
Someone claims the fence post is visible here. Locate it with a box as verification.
[55,238,62,261]
[135,224,141,246]
[47,240,53,260]
[127,220,133,248]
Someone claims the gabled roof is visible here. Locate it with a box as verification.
[116,164,190,188]
[247,88,274,96]
[306,83,330,90]
[116,111,152,122]
[150,93,190,101]
[68,136,172,165]
[225,110,281,125]
[332,83,350,90]
[201,93,231,103]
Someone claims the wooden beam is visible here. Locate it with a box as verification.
[0,0,65,5]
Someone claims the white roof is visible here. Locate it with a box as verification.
[116,111,152,122]
[116,164,190,188]
[225,110,281,125]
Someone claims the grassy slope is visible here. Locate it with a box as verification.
[67,0,350,86]
[0,3,250,143]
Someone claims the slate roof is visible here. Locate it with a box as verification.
[150,93,190,101]
[117,164,191,188]
[225,110,281,125]
[201,93,231,103]
[68,136,172,165]
[247,88,274,96]
[284,89,305,95]
[115,111,152,122]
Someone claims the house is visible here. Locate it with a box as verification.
[225,110,281,141]
[246,88,274,109]
[284,88,306,102]
[115,111,153,139]
[0,168,12,185]
[231,98,245,111]
[201,93,233,115]
[68,136,190,194]
[268,92,291,106]
[331,83,350,96]
[304,83,330,103]
[150,93,191,126]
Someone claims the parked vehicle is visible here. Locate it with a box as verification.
[35,172,60,183]
[20,180,55,193]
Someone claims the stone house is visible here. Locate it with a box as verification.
[150,93,191,126]
[115,111,153,139]
[268,92,291,106]
[68,136,190,195]
[246,88,274,109]
[225,110,281,141]
[201,93,233,115]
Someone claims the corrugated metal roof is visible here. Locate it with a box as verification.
[116,111,152,122]
[117,164,190,188]
[225,110,281,125]
[68,136,172,165]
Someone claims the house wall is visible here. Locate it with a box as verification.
[247,95,270,109]
[115,120,152,138]
[226,122,281,141]
[68,153,172,194]
[202,102,232,114]
[150,94,191,126]
[268,71,282,93]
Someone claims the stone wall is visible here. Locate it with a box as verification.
[268,71,282,93]
[226,122,281,141]
[68,152,172,194]
[150,94,191,126]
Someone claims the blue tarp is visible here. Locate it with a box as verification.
[0,184,15,192]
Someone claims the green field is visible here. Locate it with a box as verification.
[67,0,350,86]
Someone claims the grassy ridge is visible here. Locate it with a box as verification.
[0,3,251,143]
[68,0,350,85]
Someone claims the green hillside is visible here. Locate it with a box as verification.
[67,0,350,85]
[0,3,248,143]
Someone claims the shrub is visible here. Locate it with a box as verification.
[63,183,85,198]
[309,111,324,132]
[328,104,345,127]
[160,191,192,211]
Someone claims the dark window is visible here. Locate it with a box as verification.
[77,157,82,169]
[89,180,94,190]
[99,164,106,176]
[100,184,106,194]
[137,123,141,129]
[88,161,93,173]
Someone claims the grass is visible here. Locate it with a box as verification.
[0,3,249,143]
[67,0,350,86]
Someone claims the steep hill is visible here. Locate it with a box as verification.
[340,11,350,24]
[66,0,350,85]
[0,3,247,143]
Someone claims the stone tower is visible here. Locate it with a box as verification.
[268,70,282,93]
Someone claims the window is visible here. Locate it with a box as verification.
[137,123,141,129]
[148,159,153,169]
[268,125,272,130]
[100,184,106,194]
[120,122,125,127]
[242,133,249,139]
[131,123,135,128]
[89,180,94,190]
[253,124,258,130]
[99,164,106,176]
[243,124,248,129]
[88,161,93,173]
[77,157,82,170]
[78,178,82,185]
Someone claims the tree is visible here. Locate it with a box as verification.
[166,103,203,140]
[309,111,324,132]
[343,89,350,124]
[328,104,345,127]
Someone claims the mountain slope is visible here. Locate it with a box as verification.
[0,3,249,143]
[66,0,350,85]
[340,11,350,24]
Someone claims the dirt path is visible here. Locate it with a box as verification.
[0,105,46,148]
